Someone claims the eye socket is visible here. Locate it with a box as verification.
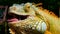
[27,6,30,8]
[24,6,30,13]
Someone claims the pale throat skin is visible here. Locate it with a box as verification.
[8,3,60,34]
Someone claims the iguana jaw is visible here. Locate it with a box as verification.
[7,3,34,23]
[7,13,29,23]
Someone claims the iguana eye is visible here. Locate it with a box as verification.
[27,6,30,8]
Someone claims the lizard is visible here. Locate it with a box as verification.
[7,2,60,34]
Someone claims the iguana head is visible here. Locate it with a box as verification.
[9,3,35,15]
[8,3,36,23]
[8,2,48,34]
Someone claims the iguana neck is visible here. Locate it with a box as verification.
[38,10,60,34]
[32,6,60,34]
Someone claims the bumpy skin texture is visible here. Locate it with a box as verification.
[8,3,60,34]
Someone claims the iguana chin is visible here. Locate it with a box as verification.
[7,2,60,34]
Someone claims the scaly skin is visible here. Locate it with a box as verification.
[31,4,60,34]
[8,3,60,34]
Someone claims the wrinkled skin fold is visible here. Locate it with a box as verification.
[8,2,60,34]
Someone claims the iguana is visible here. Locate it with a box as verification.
[7,2,60,34]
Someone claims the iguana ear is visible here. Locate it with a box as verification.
[41,22,47,32]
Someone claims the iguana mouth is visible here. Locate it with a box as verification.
[7,13,29,23]
[7,3,49,34]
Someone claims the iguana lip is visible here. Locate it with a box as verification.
[7,13,29,23]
